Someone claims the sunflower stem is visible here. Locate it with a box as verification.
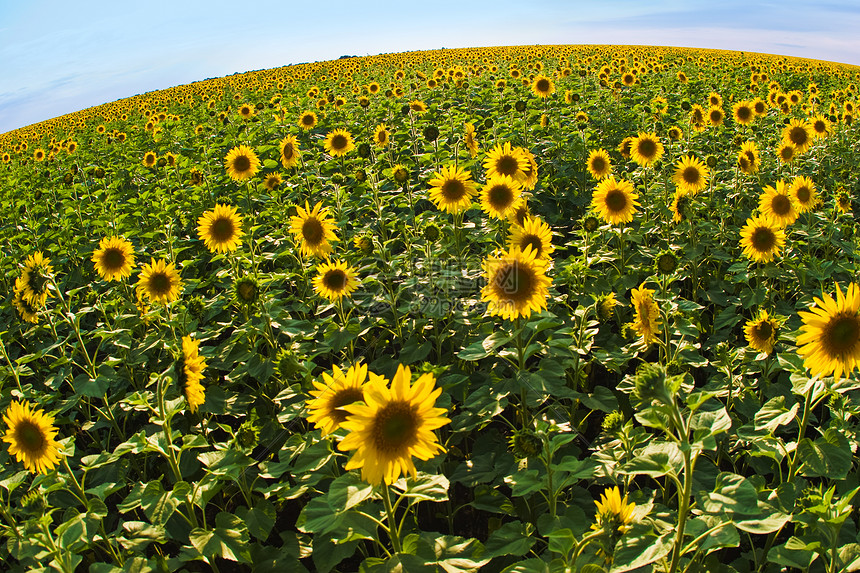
[381,484,403,554]
[0,336,23,394]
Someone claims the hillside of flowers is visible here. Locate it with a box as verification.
[2,44,860,572]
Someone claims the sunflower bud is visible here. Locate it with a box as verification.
[509,429,543,459]
[423,125,440,141]
[656,251,679,274]
[234,276,260,306]
[632,363,678,406]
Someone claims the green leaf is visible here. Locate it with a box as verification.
[754,396,799,433]
[457,332,511,361]
[767,538,818,569]
[483,521,535,558]
[500,559,551,573]
[237,498,276,541]
[697,472,759,515]
[328,472,374,511]
[797,429,853,478]
[392,472,449,503]
[118,521,167,552]
[140,481,178,526]
[620,442,683,478]
[734,511,792,534]
[610,525,674,573]
[187,511,251,563]
[504,469,544,497]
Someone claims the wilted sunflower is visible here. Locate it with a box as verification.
[629,132,664,167]
[224,145,260,181]
[289,201,338,258]
[531,75,555,98]
[482,245,552,321]
[279,135,300,168]
[789,176,818,213]
[672,155,710,195]
[428,164,479,214]
[20,252,53,307]
[484,142,528,182]
[92,236,135,281]
[732,100,755,126]
[298,110,318,130]
[2,400,62,475]
[586,149,612,180]
[782,119,813,153]
[180,335,206,413]
[338,364,450,485]
[592,176,639,225]
[313,260,359,301]
[739,215,785,263]
[508,216,554,260]
[307,363,373,436]
[324,129,355,157]
[737,141,760,174]
[744,310,779,355]
[142,151,157,168]
[689,104,707,131]
[373,124,390,148]
[759,181,798,227]
[136,258,182,303]
[797,283,860,381]
[480,174,523,219]
[464,122,479,157]
[197,204,244,253]
[631,283,661,345]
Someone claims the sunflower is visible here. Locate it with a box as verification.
[531,75,555,98]
[464,122,479,158]
[324,129,355,157]
[592,176,639,225]
[708,92,723,108]
[20,251,53,307]
[797,283,860,381]
[667,126,683,140]
[837,190,852,214]
[484,142,528,182]
[409,100,428,114]
[136,258,182,304]
[672,155,710,195]
[237,103,254,119]
[732,100,755,126]
[33,149,45,161]
[338,364,450,485]
[427,164,479,214]
[92,236,135,281]
[744,310,779,355]
[782,119,813,154]
[629,132,664,167]
[197,204,244,253]
[739,215,785,263]
[13,277,39,323]
[669,190,691,223]
[180,336,206,413]
[279,135,300,168]
[373,124,390,148]
[2,401,62,475]
[298,110,318,130]
[482,245,552,321]
[592,486,635,534]
[480,175,523,219]
[776,142,796,164]
[289,201,338,258]
[810,115,832,139]
[631,283,661,345]
[307,363,374,436]
[789,176,818,213]
[142,151,157,168]
[707,106,725,127]
[264,172,282,191]
[508,216,554,260]
[689,104,707,131]
[737,141,760,174]
[313,260,359,301]
[224,145,260,181]
[759,181,798,227]
[586,149,612,180]
[518,147,539,190]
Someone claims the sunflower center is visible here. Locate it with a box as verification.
[441,178,466,201]
[789,126,808,146]
[522,236,543,258]
[27,271,48,295]
[496,155,519,176]
[15,421,45,452]
[488,184,514,209]
[796,186,811,203]
[637,139,657,158]
[771,194,792,216]
[536,78,550,92]
[283,143,295,159]
[302,115,314,126]
[814,120,826,133]
[737,107,752,121]
[824,315,860,355]
[753,321,773,340]
[751,227,776,252]
[149,272,172,295]
[323,269,348,292]
[373,401,419,453]
[591,157,606,173]
[102,248,126,271]
[682,166,700,185]
[710,110,722,123]
[302,218,324,245]
[329,388,364,424]
[331,135,347,151]
[605,188,628,213]
[780,146,794,160]
[495,262,535,304]
[233,155,251,173]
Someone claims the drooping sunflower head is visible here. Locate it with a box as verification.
[508,216,554,261]
[744,309,779,355]
[279,135,300,168]
[629,132,664,167]
[20,251,54,307]
[179,335,206,413]
[427,164,479,214]
[782,119,813,153]
[739,215,786,263]
[480,174,523,219]
[483,142,529,182]
[587,149,612,180]
[324,129,355,157]
[481,245,552,321]
[13,278,40,323]
[197,204,244,253]
[617,137,634,159]
[289,201,338,259]
[759,181,798,227]
[136,258,183,304]
[233,275,260,306]
[672,155,710,195]
[2,400,62,475]
[797,283,860,381]
[630,282,661,345]
[592,176,640,225]
[224,145,260,181]
[464,122,479,157]
[92,236,135,281]
[737,141,760,175]
[313,260,359,302]
[789,176,818,213]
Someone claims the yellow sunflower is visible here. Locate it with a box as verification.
[671,155,710,195]
[13,278,39,323]
[136,258,182,304]
[732,100,755,126]
[298,110,318,130]
[324,129,355,157]
[797,283,860,381]
[289,201,338,258]
[482,245,552,321]
[142,151,157,168]
[409,100,428,114]
[279,135,301,168]
[531,75,555,98]
[373,124,390,148]
[480,174,523,219]
[782,119,813,154]
[224,145,260,181]
[313,260,359,301]
[708,106,725,127]
[789,176,818,213]
[464,122,479,158]
[428,165,479,214]
[338,364,450,485]
[592,176,639,225]
[586,149,612,180]
[92,236,135,281]
[810,115,832,139]
[264,172,282,191]
[197,204,244,253]
[739,215,785,263]
[776,142,796,164]
[180,336,206,413]
[737,141,760,175]
[2,400,62,475]
[508,215,554,260]
[20,251,54,307]
[629,132,664,167]
[518,147,539,190]
[307,363,375,436]
[744,310,779,355]
[592,486,635,534]
[631,283,661,345]
[759,181,798,227]
[669,189,691,223]
[483,142,528,182]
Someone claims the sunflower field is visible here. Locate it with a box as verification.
[2,44,860,572]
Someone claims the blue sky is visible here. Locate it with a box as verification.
[2,0,859,134]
